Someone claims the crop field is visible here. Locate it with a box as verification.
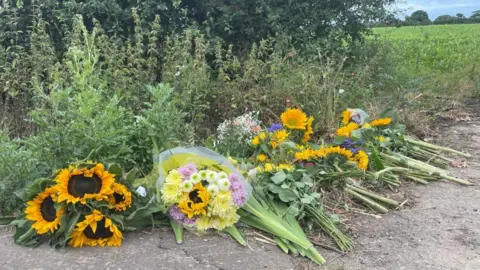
[372,24,480,95]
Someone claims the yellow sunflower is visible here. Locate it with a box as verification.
[24,187,65,234]
[353,150,369,171]
[108,183,132,211]
[316,146,354,160]
[257,154,268,163]
[178,183,210,218]
[69,210,122,247]
[336,122,360,137]
[251,136,260,146]
[55,163,115,204]
[370,118,392,127]
[341,110,351,125]
[281,108,308,130]
[270,129,289,149]
[295,148,317,161]
[302,116,314,144]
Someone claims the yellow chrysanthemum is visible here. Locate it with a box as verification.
[211,191,234,216]
[281,108,308,130]
[257,154,268,163]
[24,187,65,234]
[370,118,392,127]
[55,163,115,205]
[302,116,314,144]
[336,122,360,137]
[162,182,183,205]
[341,110,351,125]
[251,136,260,146]
[270,129,289,149]
[166,169,182,184]
[353,150,369,171]
[210,211,240,230]
[108,183,132,211]
[178,183,210,218]
[69,210,122,248]
[376,136,386,142]
[195,215,212,231]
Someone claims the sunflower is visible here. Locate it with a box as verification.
[55,163,115,204]
[108,183,132,211]
[316,146,354,160]
[353,150,369,171]
[251,136,260,146]
[341,110,352,125]
[370,118,392,127]
[69,210,122,247]
[270,129,289,149]
[178,183,210,218]
[257,154,268,163]
[281,108,308,130]
[302,116,314,144]
[24,187,65,234]
[336,122,360,137]
[295,148,317,161]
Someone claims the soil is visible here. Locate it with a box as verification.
[1,103,479,270]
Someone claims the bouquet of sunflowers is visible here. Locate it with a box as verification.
[8,162,161,248]
[155,147,251,243]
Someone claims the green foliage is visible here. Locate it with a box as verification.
[0,131,47,215]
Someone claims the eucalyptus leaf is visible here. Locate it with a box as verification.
[279,189,297,202]
[271,170,287,184]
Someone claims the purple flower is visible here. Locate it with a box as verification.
[178,163,198,180]
[340,139,364,154]
[268,123,283,133]
[168,206,197,226]
[168,206,187,223]
[228,173,248,206]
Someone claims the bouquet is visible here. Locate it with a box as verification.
[7,161,161,248]
[161,163,248,231]
[155,147,252,242]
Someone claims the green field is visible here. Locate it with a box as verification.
[371,24,480,95]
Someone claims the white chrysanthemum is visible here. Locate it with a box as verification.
[199,170,208,180]
[218,178,231,191]
[190,173,201,184]
[217,172,228,180]
[207,185,220,197]
[206,171,218,183]
[182,181,194,192]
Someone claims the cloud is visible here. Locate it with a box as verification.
[394,0,480,19]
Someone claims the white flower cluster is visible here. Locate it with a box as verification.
[180,170,230,197]
[216,112,261,142]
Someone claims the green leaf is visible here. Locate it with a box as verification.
[126,168,140,185]
[300,195,314,204]
[279,189,297,202]
[267,183,283,194]
[271,170,287,184]
[294,182,305,188]
[108,163,123,176]
[370,149,385,170]
[223,226,247,246]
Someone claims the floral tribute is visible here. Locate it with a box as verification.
[161,163,248,231]
[10,162,153,248]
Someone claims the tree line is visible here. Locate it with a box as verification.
[377,10,480,27]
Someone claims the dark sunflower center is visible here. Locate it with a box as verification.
[40,196,57,222]
[68,174,102,197]
[189,189,203,204]
[113,192,125,204]
[83,219,113,239]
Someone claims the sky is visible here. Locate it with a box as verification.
[394,0,480,19]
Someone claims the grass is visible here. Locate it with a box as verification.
[371,24,480,98]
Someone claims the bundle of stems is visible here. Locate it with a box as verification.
[404,136,471,158]
[240,193,326,265]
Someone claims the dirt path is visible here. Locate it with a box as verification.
[1,105,479,270]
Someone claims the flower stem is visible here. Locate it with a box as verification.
[344,188,389,214]
[346,185,400,207]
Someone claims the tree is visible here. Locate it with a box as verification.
[456,13,465,18]
[406,10,432,25]
[471,10,480,18]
